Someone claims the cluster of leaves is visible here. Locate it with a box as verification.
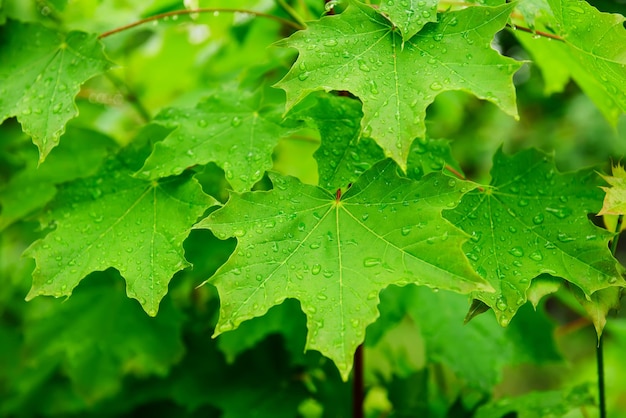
[1,0,626,416]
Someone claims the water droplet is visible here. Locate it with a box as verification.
[529,251,543,261]
[312,264,321,275]
[499,316,510,326]
[231,116,242,127]
[317,293,328,300]
[532,213,544,225]
[363,257,381,267]
[496,296,507,311]
[447,179,456,187]
[433,33,443,41]
[361,213,369,221]
[518,199,529,207]
[309,242,320,249]
[197,119,208,128]
[369,80,379,94]
[358,59,371,72]
[557,233,575,242]
[306,305,317,314]
[52,103,62,114]
[324,39,338,47]
[233,229,246,237]
[298,71,310,81]
[401,226,411,236]
[509,247,524,257]
[430,81,443,91]
[545,207,569,219]
[351,318,360,328]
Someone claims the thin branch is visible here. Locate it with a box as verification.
[277,0,307,28]
[508,24,565,42]
[104,72,151,123]
[99,8,305,39]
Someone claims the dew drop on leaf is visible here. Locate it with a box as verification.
[430,82,443,91]
[532,213,544,225]
[496,296,507,311]
[311,264,322,275]
[508,247,524,257]
[529,251,543,261]
[363,257,381,267]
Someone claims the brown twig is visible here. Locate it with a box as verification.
[508,24,565,42]
[99,8,305,39]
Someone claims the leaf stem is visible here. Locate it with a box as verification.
[99,8,305,39]
[507,24,565,42]
[352,344,364,418]
[598,214,623,418]
[597,337,606,418]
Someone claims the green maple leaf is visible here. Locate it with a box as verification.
[444,149,623,326]
[24,156,215,316]
[287,92,385,191]
[377,0,438,41]
[598,163,626,215]
[136,87,293,192]
[0,20,112,162]
[275,1,521,169]
[196,159,491,379]
[514,0,626,122]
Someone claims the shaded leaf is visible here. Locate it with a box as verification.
[136,86,294,192]
[475,382,596,418]
[275,2,521,169]
[406,137,464,180]
[25,155,216,315]
[0,20,112,162]
[444,148,623,326]
[22,272,185,402]
[287,92,384,191]
[0,128,116,231]
[196,159,489,379]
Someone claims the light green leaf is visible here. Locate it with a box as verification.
[377,0,438,41]
[598,163,626,215]
[196,159,490,379]
[24,156,216,316]
[136,87,293,192]
[287,92,385,192]
[275,2,521,169]
[572,286,621,338]
[515,0,626,123]
[475,382,596,418]
[526,274,562,308]
[0,128,116,231]
[0,20,112,162]
[444,148,623,326]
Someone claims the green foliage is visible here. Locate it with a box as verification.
[2,0,626,416]
[0,20,111,162]
[275,1,522,168]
